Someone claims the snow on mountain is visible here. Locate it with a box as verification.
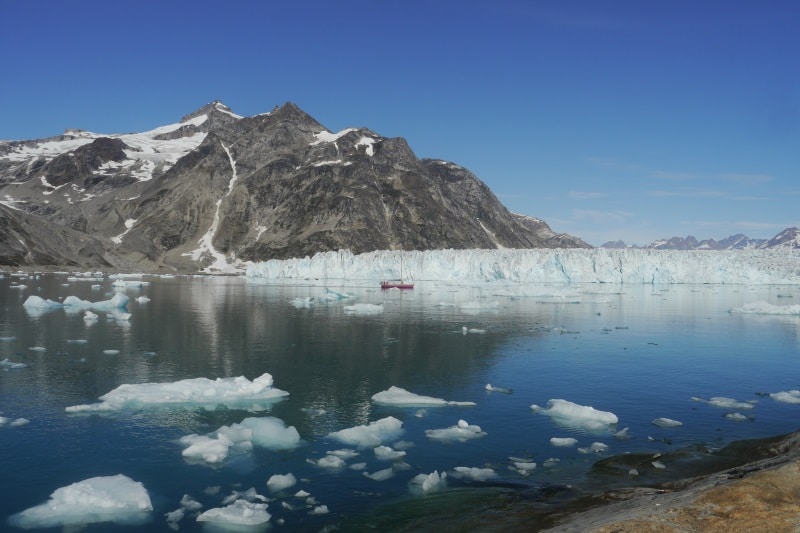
[246,248,800,285]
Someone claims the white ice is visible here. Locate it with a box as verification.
[550,437,578,447]
[246,248,800,285]
[343,303,384,314]
[196,499,270,526]
[770,390,800,404]
[266,473,297,493]
[652,417,683,428]
[1,358,29,369]
[181,416,300,464]
[23,293,129,314]
[65,373,288,412]
[371,386,476,407]
[326,416,404,448]
[451,466,498,482]
[8,474,152,529]
[409,470,447,495]
[691,396,755,409]
[363,467,395,481]
[531,399,619,431]
[373,445,406,461]
[729,301,800,314]
[425,419,486,442]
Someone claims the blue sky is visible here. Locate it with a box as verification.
[1,1,797,246]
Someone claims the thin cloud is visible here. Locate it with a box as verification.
[571,209,634,224]
[568,191,607,200]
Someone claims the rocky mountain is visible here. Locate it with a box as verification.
[600,228,799,250]
[0,101,588,272]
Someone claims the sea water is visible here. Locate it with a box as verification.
[1,273,799,531]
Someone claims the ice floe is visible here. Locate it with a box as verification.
[267,473,297,493]
[196,498,270,526]
[550,437,578,447]
[425,419,486,442]
[409,470,447,495]
[181,416,301,464]
[65,373,288,412]
[8,474,152,529]
[531,399,619,431]
[770,390,800,404]
[326,416,404,448]
[450,466,498,482]
[371,386,476,407]
[729,301,800,315]
[651,417,683,428]
[691,396,755,409]
[1,357,29,369]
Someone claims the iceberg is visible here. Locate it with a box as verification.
[196,499,270,526]
[770,390,800,404]
[8,474,152,529]
[409,470,447,495]
[266,473,297,493]
[451,466,498,482]
[326,416,404,448]
[531,399,619,431]
[246,248,800,285]
[425,419,486,442]
[729,301,800,315]
[65,373,289,412]
[371,386,476,407]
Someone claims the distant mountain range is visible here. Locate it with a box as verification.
[601,227,800,250]
[0,101,588,272]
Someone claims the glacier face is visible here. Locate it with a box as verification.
[246,248,800,285]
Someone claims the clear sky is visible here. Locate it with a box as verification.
[1,1,797,246]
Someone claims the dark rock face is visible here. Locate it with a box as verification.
[0,101,588,272]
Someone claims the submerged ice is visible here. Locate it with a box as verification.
[371,386,476,407]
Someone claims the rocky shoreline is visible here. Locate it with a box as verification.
[542,430,800,532]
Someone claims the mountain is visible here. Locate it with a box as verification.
[600,229,798,250]
[0,101,588,272]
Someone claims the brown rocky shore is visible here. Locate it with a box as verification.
[542,430,800,533]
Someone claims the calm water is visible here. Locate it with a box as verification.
[1,273,799,531]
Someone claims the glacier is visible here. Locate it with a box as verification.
[246,248,800,285]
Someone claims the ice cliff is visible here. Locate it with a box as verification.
[246,249,800,285]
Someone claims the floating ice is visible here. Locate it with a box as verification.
[374,445,406,461]
[1,358,29,369]
[579,442,609,454]
[136,296,150,303]
[550,437,578,447]
[309,504,329,515]
[652,417,683,428]
[8,474,152,529]
[363,467,395,481]
[327,448,359,459]
[28,346,46,352]
[309,454,347,470]
[84,311,98,324]
[451,466,498,482]
[371,386,476,407]
[267,473,297,493]
[531,399,619,431]
[23,293,130,316]
[289,296,315,308]
[770,390,800,404]
[409,470,447,495]
[318,288,356,301]
[425,419,486,442]
[485,384,513,394]
[460,301,499,314]
[729,301,800,315]
[196,499,270,526]
[326,416,404,448]
[0,416,30,427]
[103,349,120,355]
[691,396,755,409]
[725,412,751,422]
[181,416,301,464]
[65,373,289,412]
[343,303,383,314]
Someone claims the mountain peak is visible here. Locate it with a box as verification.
[181,100,241,123]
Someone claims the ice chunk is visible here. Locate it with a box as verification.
[652,417,683,428]
[371,386,476,407]
[103,349,120,355]
[1,358,29,369]
[181,416,300,465]
[309,504,329,515]
[289,296,315,308]
[196,499,270,526]
[770,390,800,404]
[8,474,152,529]
[267,473,297,493]
[343,303,384,314]
[363,467,395,481]
[691,396,755,409]
[239,417,301,450]
[373,445,406,461]
[550,437,578,447]
[180,434,233,463]
[327,448,359,459]
[451,467,498,482]
[729,301,800,315]
[65,373,288,412]
[326,416,404,448]
[485,384,513,394]
[725,412,751,422]
[425,419,486,442]
[531,399,618,431]
[309,454,346,470]
[409,470,447,495]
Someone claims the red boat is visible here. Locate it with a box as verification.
[380,280,414,290]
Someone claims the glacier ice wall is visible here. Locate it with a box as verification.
[246,249,800,285]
